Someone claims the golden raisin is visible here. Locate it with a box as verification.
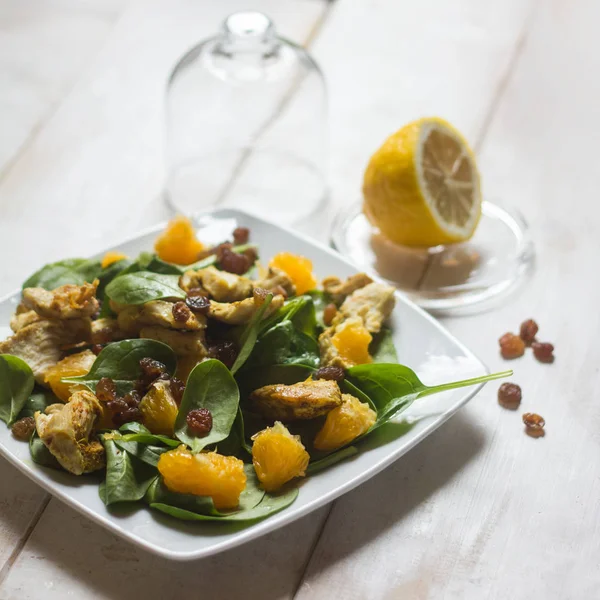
[11,417,35,441]
[523,412,545,438]
[499,333,525,360]
[532,342,554,363]
[497,382,522,410]
[519,319,538,345]
[323,303,338,326]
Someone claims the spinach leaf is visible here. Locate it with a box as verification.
[105,271,185,305]
[96,258,134,295]
[17,388,58,420]
[174,360,240,452]
[306,446,358,475]
[100,438,158,505]
[0,355,35,425]
[22,258,103,290]
[230,293,273,375]
[132,252,184,275]
[63,339,177,395]
[113,440,170,468]
[370,328,399,364]
[248,321,320,369]
[145,465,265,516]
[260,295,317,338]
[29,432,60,469]
[118,421,151,434]
[118,433,180,448]
[348,364,512,428]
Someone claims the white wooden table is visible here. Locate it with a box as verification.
[1,1,598,598]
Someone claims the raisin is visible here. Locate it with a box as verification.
[170,377,186,405]
[91,344,105,356]
[113,408,142,427]
[314,366,346,382]
[185,294,210,314]
[186,408,213,436]
[172,301,192,323]
[232,227,250,245]
[107,398,128,412]
[11,417,35,441]
[123,390,142,408]
[497,382,522,409]
[96,377,117,403]
[323,303,338,326]
[499,333,525,359]
[138,357,168,390]
[243,247,258,263]
[532,342,554,363]
[207,341,238,368]
[523,412,545,438]
[519,319,538,345]
[218,246,251,275]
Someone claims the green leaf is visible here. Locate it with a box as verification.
[105,271,185,305]
[306,446,358,475]
[118,433,180,448]
[29,432,60,469]
[259,295,317,338]
[118,421,151,435]
[100,438,158,505]
[230,293,273,375]
[113,440,170,467]
[0,355,35,425]
[348,364,512,428]
[17,388,58,420]
[174,360,240,452]
[370,328,399,364]
[96,258,134,295]
[22,258,103,290]
[63,339,177,396]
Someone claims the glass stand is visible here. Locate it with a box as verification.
[331,200,535,314]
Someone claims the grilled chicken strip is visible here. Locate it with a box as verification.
[22,280,99,320]
[117,301,206,336]
[251,379,343,421]
[34,390,105,475]
[254,267,296,297]
[0,319,92,383]
[322,273,373,305]
[338,282,395,334]
[208,293,284,325]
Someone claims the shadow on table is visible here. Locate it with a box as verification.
[19,412,484,600]
[299,410,486,580]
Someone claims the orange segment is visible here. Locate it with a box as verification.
[154,216,205,265]
[139,380,178,436]
[158,446,246,510]
[269,252,316,295]
[43,350,96,402]
[252,421,309,492]
[331,318,372,366]
[101,251,128,269]
[314,394,376,451]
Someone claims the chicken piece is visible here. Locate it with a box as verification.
[338,282,395,333]
[178,271,207,295]
[0,319,92,383]
[117,301,206,336]
[90,317,126,345]
[22,280,99,320]
[208,293,284,325]
[254,267,296,297]
[322,273,373,305]
[199,266,253,302]
[10,308,42,332]
[34,390,105,475]
[251,379,343,421]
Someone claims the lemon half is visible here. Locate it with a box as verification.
[363,117,482,247]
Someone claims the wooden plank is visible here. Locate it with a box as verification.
[0,0,330,597]
[0,0,128,172]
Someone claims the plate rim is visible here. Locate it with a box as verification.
[0,207,488,561]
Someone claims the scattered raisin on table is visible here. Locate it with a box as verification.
[497,382,522,409]
[314,366,346,382]
[499,333,525,359]
[519,319,539,345]
[172,301,192,323]
[207,340,238,368]
[523,412,545,438]
[187,408,213,436]
[232,226,250,245]
[186,294,210,314]
[11,417,35,441]
[96,377,117,402]
[323,303,338,326]
[170,377,186,405]
[532,341,554,363]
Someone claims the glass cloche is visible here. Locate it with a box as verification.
[165,11,328,231]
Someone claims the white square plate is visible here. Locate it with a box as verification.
[0,209,487,561]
